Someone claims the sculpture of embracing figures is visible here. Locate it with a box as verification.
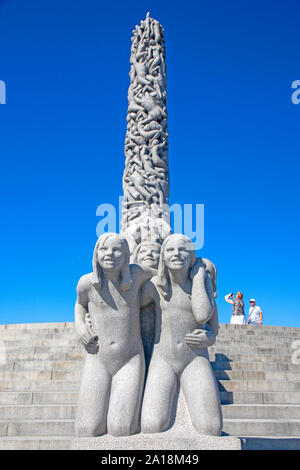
[74,14,222,441]
[74,233,223,437]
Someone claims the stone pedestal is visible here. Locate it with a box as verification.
[71,390,241,450]
[71,435,241,450]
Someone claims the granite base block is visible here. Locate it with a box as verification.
[71,434,241,450]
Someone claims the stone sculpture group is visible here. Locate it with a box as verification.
[74,14,223,440]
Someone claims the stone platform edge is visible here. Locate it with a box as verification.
[71,435,242,450]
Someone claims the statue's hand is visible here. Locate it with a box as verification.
[190,258,205,279]
[85,335,99,355]
[76,324,99,354]
[185,328,216,349]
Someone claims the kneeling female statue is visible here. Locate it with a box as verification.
[74,233,151,437]
[140,234,223,436]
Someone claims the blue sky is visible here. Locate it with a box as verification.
[1,0,299,327]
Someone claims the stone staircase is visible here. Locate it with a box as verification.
[0,322,299,450]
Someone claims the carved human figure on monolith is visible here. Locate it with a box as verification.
[122,13,171,251]
[134,240,161,368]
[140,234,223,435]
[74,233,152,437]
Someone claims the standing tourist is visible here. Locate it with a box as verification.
[225,292,245,325]
[247,299,263,326]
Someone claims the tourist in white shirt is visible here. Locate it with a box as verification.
[247,299,263,326]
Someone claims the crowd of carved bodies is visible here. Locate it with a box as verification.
[74,233,223,438]
[122,14,170,243]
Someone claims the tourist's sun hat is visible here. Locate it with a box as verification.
[250,298,256,302]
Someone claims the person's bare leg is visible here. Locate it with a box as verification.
[141,355,177,433]
[180,356,222,436]
[107,353,145,436]
[75,356,111,437]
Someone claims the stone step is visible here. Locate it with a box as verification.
[0,419,74,437]
[3,340,78,351]
[12,360,83,371]
[215,340,297,348]
[2,340,297,353]
[2,353,73,363]
[219,390,300,405]
[0,381,80,392]
[1,358,299,375]
[240,437,300,450]
[4,350,295,365]
[2,368,300,384]
[0,391,77,405]
[1,339,299,355]
[2,334,298,348]
[0,405,76,420]
[223,418,300,437]
[1,323,299,338]
[211,361,300,372]
[1,324,299,340]
[219,330,300,339]
[218,380,300,392]
[211,349,294,358]
[5,345,82,356]
[0,417,299,438]
[0,436,72,450]
[214,369,300,381]
[1,403,300,421]
[0,323,73,331]
[0,370,54,382]
[1,375,300,393]
[0,389,299,406]
[222,404,300,420]
[216,345,298,354]
[219,324,300,334]
[209,353,294,363]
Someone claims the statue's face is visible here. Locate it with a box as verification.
[97,236,126,271]
[137,243,161,269]
[164,237,192,272]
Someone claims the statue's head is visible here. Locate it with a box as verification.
[92,233,131,292]
[134,240,161,269]
[157,234,196,298]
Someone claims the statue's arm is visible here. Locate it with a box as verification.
[131,263,156,287]
[207,303,219,337]
[140,279,158,309]
[186,266,219,349]
[74,276,95,347]
[191,266,215,325]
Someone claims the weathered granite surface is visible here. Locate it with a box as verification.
[71,435,241,450]
[74,15,223,445]
[121,13,171,255]
[72,391,240,449]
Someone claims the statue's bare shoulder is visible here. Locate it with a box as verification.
[76,273,94,305]
[76,273,94,291]
[130,263,156,286]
